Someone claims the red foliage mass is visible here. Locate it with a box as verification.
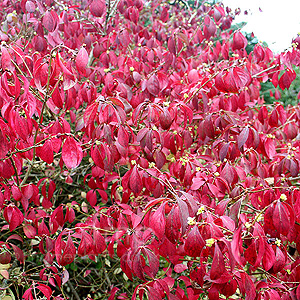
[1,0,300,299]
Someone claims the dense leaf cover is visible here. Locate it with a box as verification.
[1,0,300,299]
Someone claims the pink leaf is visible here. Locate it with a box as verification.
[231,227,245,266]
[0,46,14,72]
[62,136,83,169]
[43,10,57,32]
[174,263,188,273]
[76,47,89,75]
[90,0,106,17]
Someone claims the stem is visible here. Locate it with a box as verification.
[21,56,53,186]
[67,280,81,300]
[9,156,20,187]
[252,64,279,78]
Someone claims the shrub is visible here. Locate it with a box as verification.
[1,0,300,299]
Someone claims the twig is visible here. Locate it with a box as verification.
[21,55,53,186]
[67,280,81,300]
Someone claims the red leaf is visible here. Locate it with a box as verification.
[262,241,275,271]
[39,140,54,164]
[244,241,257,266]
[160,7,169,22]
[129,166,143,196]
[149,203,166,239]
[210,243,226,280]
[76,47,89,75]
[116,126,129,157]
[0,250,10,264]
[238,127,249,149]
[204,115,215,138]
[203,16,216,39]
[59,235,76,266]
[184,226,205,257]
[3,206,24,231]
[296,285,300,300]
[108,287,120,300]
[272,246,286,273]
[264,138,276,159]
[132,249,145,280]
[168,36,176,55]
[23,224,37,239]
[177,198,189,234]
[190,178,205,190]
[220,162,238,185]
[160,108,173,130]
[231,227,245,266]
[78,231,94,257]
[233,67,251,89]
[278,68,296,90]
[254,235,265,268]
[62,136,83,169]
[273,201,290,236]
[240,272,256,300]
[84,101,99,127]
[22,288,33,300]
[147,286,162,300]
[36,284,52,300]
[93,230,106,254]
[214,6,225,21]
[147,74,159,96]
[87,190,97,207]
[165,206,181,243]
[142,248,159,278]
[232,31,247,51]
[10,243,25,264]
[51,86,64,108]
[284,122,298,140]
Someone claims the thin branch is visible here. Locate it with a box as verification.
[67,280,81,300]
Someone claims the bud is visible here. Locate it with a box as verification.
[292,35,300,50]
[197,206,205,215]
[280,194,287,201]
[187,217,196,226]
[206,238,215,247]
[244,222,251,229]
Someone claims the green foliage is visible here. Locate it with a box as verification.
[261,66,300,106]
